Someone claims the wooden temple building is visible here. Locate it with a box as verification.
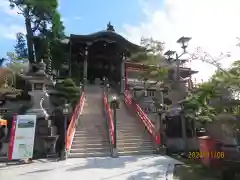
[44,23,197,109]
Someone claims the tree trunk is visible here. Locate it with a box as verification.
[24,10,35,65]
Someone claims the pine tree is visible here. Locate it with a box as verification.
[14,32,28,60]
[9,0,58,64]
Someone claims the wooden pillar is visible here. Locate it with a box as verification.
[83,46,88,85]
[124,62,128,91]
[68,40,72,77]
[120,59,125,93]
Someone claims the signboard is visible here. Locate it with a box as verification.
[8,115,36,160]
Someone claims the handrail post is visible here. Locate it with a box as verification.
[109,96,120,158]
[112,105,117,157]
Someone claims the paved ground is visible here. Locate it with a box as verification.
[0,155,182,180]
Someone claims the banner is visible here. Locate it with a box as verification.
[8,115,36,160]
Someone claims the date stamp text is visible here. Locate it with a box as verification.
[188,151,224,159]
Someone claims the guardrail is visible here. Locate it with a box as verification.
[65,91,85,152]
[103,92,115,146]
[124,90,161,145]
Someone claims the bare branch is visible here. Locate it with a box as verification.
[189,47,232,79]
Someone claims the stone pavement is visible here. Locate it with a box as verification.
[0,155,182,180]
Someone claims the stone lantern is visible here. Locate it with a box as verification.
[22,60,59,158]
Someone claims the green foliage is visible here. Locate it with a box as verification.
[14,32,28,60]
[130,37,169,101]
[131,37,165,65]
[55,78,81,105]
[51,11,65,39]
[5,52,29,73]
[9,0,60,63]
[182,59,240,123]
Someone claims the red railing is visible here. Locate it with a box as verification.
[124,90,161,145]
[103,92,115,145]
[66,91,85,151]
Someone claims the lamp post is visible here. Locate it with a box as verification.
[106,83,110,94]
[110,95,120,157]
[164,36,191,155]
[164,36,191,83]
[61,102,70,160]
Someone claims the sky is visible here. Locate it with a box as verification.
[0,0,240,82]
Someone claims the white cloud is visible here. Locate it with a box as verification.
[122,0,240,82]
[0,24,26,40]
[0,0,24,40]
[0,0,21,16]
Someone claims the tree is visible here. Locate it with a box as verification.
[5,52,29,73]
[0,58,7,67]
[131,37,165,65]
[49,11,66,71]
[33,10,66,73]
[129,37,172,103]
[14,32,28,60]
[9,0,58,64]
[55,78,81,106]
[182,58,240,125]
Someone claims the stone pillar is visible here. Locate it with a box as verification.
[120,58,125,93]
[83,46,88,85]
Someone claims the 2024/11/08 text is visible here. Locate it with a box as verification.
[188,151,224,159]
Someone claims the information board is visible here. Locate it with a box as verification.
[9,115,36,160]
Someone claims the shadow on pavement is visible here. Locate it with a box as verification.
[66,156,140,171]
[103,157,175,179]
[20,168,55,175]
[66,155,180,179]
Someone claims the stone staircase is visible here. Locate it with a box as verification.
[69,85,111,158]
[116,100,154,155]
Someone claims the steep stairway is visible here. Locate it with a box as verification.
[69,85,111,158]
[116,99,154,155]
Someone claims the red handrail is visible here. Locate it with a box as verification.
[124,90,161,145]
[103,92,114,145]
[66,91,85,151]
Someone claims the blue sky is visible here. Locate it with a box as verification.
[0,0,163,58]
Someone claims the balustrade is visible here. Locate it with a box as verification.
[124,90,161,145]
[65,91,85,152]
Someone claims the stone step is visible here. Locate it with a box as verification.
[72,140,109,145]
[68,151,110,158]
[71,143,110,149]
[116,135,151,139]
[117,141,153,147]
[116,122,141,128]
[70,147,110,154]
[74,133,108,138]
[0,156,7,162]
[117,144,152,149]
[72,136,109,140]
[116,132,149,136]
[116,127,145,131]
[117,149,154,156]
[117,137,151,141]
[74,130,107,136]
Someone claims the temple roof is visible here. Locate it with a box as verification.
[69,30,141,51]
